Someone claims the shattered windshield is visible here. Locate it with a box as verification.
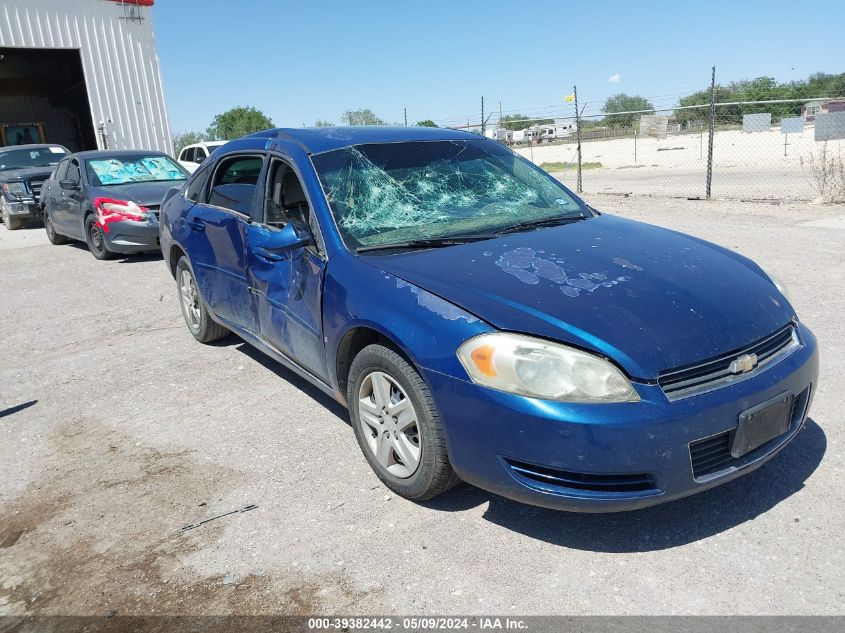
[312,140,587,248]
[86,155,187,186]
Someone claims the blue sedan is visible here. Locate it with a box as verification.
[159,126,818,512]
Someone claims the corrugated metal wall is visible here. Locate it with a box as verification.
[0,0,173,155]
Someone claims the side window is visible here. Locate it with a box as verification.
[207,155,263,215]
[180,147,195,163]
[54,159,70,181]
[185,162,212,203]
[263,157,324,253]
[195,147,207,163]
[66,160,81,184]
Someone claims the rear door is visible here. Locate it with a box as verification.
[246,155,329,380]
[182,153,264,333]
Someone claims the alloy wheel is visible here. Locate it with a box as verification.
[179,269,201,330]
[357,371,421,478]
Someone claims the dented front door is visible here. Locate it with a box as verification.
[247,223,328,381]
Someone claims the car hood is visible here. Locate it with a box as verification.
[89,181,185,208]
[362,214,796,379]
[0,167,55,182]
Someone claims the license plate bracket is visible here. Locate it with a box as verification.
[731,392,793,458]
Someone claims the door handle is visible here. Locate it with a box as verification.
[253,247,285,262]
[187,218,206,232]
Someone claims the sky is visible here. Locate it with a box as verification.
[152,0,845,134]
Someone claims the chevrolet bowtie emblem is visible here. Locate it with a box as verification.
[729,353,758,374]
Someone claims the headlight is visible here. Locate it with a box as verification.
[457,333,639,403]
[765,271,793,305]
[2,182,27,195]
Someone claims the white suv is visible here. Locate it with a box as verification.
[177,141,226,173]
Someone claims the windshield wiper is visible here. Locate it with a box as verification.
[497,214,587,235]
[356,234,498,253]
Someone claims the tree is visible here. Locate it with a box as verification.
[313,119,335,127]
[673,72,845,126]
[499,114,553,131]
[172,130,205,155]
[206,106,274,140]
[602,94,654,128]
[416,119,438,127]
[342,108,386,126]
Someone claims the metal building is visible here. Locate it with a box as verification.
[0,0,172,154]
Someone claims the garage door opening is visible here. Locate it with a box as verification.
[0,47,97,151]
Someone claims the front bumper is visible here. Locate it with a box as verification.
[100,214,161,254]
[427,324,819,512]
[2,197,41,221]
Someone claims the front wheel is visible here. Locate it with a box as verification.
[175,256,229,343]
[2,205,22,230]
[85,216,117,260]
[348,344,459,500]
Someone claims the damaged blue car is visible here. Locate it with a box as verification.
[159,126,818,512]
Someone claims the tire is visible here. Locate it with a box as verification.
[85,215,117,260]
[2,205,22,230]
[175,256,229,343]
[347,343,459,500]
[44,210,68,245]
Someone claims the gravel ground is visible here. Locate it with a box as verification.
[1,196,843,616]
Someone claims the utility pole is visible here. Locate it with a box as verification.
[706,65,716,199]
[574,85,582,193]
[481,96,485,136]
[404,107,408,126]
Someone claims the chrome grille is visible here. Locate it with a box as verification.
[659,325,800,401]
[29,178,46,201]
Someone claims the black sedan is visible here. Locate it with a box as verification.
[40,150,188,260]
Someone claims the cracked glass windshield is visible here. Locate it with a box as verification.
[312,139,586,248]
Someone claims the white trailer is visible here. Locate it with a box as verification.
[0,0,172,154]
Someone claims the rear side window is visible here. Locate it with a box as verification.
[180,147,195,162]
[185,163,211,202]
[207,155,263,215]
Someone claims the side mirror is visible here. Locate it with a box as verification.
[195,155,205,164]
[264,221,313,253]
[60,179,79,191]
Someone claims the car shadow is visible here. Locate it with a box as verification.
[422,418,826,552]
[63,241,161,263]
[232,341,349,424]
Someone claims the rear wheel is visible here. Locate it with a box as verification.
[175,256,229,343]
[85,216,117,260]
[44,210,68,245]
[348,344,459,500]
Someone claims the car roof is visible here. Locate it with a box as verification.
[71,149,171,160]
[218,126,483,155]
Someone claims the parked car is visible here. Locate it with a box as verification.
[0,144,69,230]
[40,150,188,259]
[160,126,818,512]
[177,141,226,173]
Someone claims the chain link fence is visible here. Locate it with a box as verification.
[500,99,845,202]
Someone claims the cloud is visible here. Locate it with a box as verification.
[608,73,621,83]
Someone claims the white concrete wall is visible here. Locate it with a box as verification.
[0,0,173,155]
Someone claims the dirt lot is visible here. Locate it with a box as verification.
[1,195,844,616]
